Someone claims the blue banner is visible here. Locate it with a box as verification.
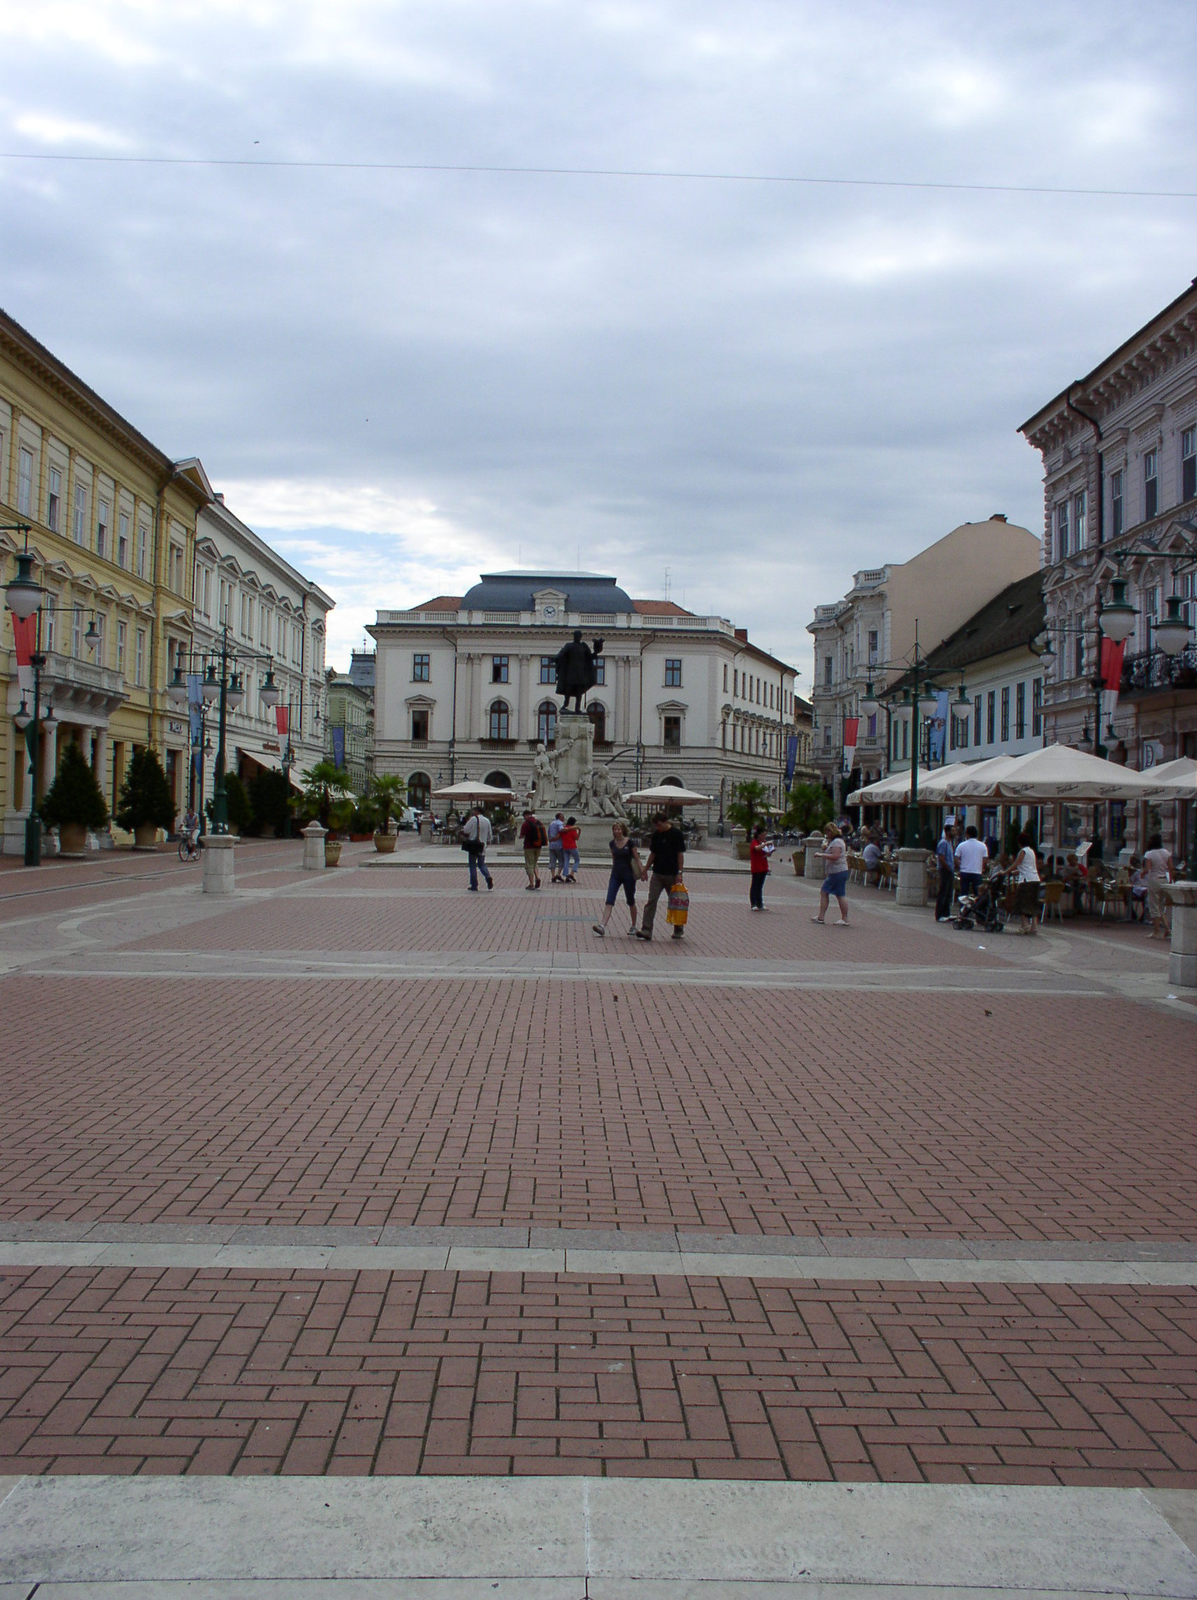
[186,672,203,707]
[784,735,798,788]
[928,690,949,764]
[189,704,203,748]
[332,726,345,769]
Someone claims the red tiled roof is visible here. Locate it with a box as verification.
[411,596,464,612]
[632,600,693,616]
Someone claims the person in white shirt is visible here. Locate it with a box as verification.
[1010,830,1040,935]
[462,806,494,892]
[1142,832,1173,940]
[954,826,988,898]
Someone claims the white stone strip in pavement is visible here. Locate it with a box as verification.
[0,1476,1194,1596]
[1,1230,1195,1285]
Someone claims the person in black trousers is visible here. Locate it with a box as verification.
[935,823,956,922]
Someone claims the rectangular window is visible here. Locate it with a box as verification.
[72,606,83,657]
[412,652,430,682]
[867,629,878,665]
[540,655,555,684]
[73,483,88,544]
[17,447,33,516]
[823,654,833,686]
[663,714,681,748]
[117,511,129,569]
[723,664,728,691]
[47,467,61,532]
[1075,630,1084,679]
[138,524,148,578]
[1032,676,1043,737]
[1015,680,1026,740]
[733,670,739,696]
[594,656,605,685]
[1073,490,1086,550]
[973,694,982,747]
[1055,501,1069,560]
[986,691,996,744]
[665,658,682,687]
[491,655,509,683]
[1183,427,1196,503]
[411,708,429,741]
[259,607,269,647]
[1144,449,1158,520]
[135,628,145,686]
[1000,686,1010,742]
[1111,470,1123,539]
[116,621,127,675]
[902,719,909,760]
[92,613,106,668]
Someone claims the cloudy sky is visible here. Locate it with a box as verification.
[2,1,1195,680]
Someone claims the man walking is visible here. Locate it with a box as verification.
[954,824,988,900]
[635,813,686,942]
[547,812,566,882]
[935,823,956,922]
[519,808,546,890]
[462,805,494,892]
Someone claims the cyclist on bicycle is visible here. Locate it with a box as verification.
[182,806,200,851]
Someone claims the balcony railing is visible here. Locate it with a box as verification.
[1121,644,1197,695]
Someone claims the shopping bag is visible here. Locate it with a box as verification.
[666,880,689,926]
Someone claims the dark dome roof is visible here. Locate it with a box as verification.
[461,573,634,614]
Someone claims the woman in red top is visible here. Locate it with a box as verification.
[560,817,580,883]
[749,824,772,911]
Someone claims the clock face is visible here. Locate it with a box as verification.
[543,605,557,618]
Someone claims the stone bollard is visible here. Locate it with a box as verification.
[895,847,928,907]
[202,833,238,896]
[804,834,825,880]
[1168,882,1197,989]
[302,820,327,871]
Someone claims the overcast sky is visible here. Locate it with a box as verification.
[2,1,1195,680]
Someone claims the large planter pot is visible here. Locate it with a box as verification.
[373,831,397,854]
[258,823,276,839]
[731,826,749,860]
[133,824,159,851]
[324,838,343,867]
[58,822,88,856]
[792,849,805,875]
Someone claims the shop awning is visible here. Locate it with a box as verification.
[1139,756,1197,802]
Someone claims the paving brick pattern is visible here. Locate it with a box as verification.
[1,977,1195,1238]
[0,1265,1193,1484]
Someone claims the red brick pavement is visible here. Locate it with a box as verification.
[1,979,1194,1238]
[0,1266,1193,1484]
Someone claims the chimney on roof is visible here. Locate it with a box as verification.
[990,512,1007,521]
[734,627,748,643]
[214,491,225,503]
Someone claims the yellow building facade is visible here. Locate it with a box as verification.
[0,309,210,850]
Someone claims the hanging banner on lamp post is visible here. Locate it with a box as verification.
[1099,636,1126,736]
[842,717,860,775]
[785,735,798,788]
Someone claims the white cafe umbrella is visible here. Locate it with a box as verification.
[432,780,515,801]
[1139,756,1197,802]
[850,771,914,805]
[930,754,1023,802]
[956,743,1158,802]
[623,784,712,805]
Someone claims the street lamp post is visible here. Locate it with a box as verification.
[168,629,280,835]
[4,532,71,867]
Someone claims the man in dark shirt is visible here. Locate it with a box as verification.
[635,814,686,941]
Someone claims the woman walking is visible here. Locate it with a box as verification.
[812,823,850,926]
[1143,832,1173,939]
[561,816,580,883]
[749,824,772,911]
[1010,829,1040,934]
[593,822,646,936]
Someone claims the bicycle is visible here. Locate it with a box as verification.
[178,833,202,862]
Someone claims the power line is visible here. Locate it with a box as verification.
[0,149,1194,200]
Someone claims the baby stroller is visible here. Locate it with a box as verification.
[954,867,1011,933]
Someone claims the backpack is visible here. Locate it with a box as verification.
[529,818,548,849]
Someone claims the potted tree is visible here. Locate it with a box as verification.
[783,782,833,873]
[40,740,109,856]
[368,774,405,853]
[247,768,291,838]
[115,746,176,850]
[301,760,355,866]
[727,779,771,860]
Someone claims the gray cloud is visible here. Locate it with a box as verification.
[2,0,1195,672]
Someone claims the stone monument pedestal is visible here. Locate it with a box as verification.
[302,821,327,871]
[896,847,928,907]
[803,834,824,880]
[202,833,238,896]
[1168,882,1197,989]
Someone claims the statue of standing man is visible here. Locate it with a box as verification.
[554,630,604,714]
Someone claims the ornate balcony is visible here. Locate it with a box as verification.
[1121,645,1197,696]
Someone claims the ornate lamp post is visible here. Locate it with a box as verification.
[166,629,280,834]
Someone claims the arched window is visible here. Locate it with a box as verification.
[488,700,510,740]
[587,702,607,745]
[661,775,684,787]
[407,771,431,810]
[537,700,557,745]
[484,770,511,790]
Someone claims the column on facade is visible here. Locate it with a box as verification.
[517,653,531,745]
[93,728,108,801]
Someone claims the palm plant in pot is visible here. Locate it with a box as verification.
[726,779,772,859]
[40,740,109,856]
[115,746,176,849]
[368,774,406,853]
[301,760,356,865]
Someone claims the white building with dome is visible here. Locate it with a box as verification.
[368,572,810,818]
